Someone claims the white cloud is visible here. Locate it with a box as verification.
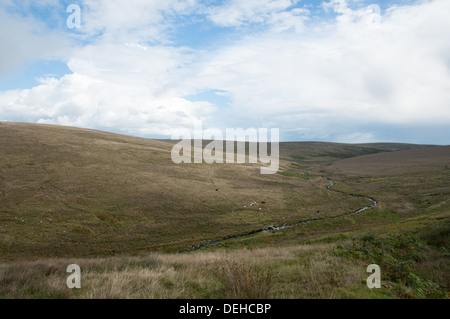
[80,0,198,43]
[193,0,450,131]
[206,0,308,32]
[0,72,216,136]
[0,6,67,75]
[335,132,376,144]
[0,0,449,143]
[0,0,213,136]
[66,42,195,95]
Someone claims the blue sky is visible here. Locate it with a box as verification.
[0,0,449,144]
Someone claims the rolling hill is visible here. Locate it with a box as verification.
[0,122,442,260]
[0,122,448,299]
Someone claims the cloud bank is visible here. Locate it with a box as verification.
[0,0,449,143]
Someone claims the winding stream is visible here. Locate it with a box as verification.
[181,176,378,252]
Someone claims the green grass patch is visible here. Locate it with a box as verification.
[333,232,447,298]
[278,171,310,180]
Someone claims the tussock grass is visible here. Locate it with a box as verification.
[1,238,447,299]
[214,260,274,299]
[0,244,409,299]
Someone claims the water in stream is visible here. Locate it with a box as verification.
[181,176,378,252]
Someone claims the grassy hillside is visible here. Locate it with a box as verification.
[327,145,450,176]
[1,122,413,261]
[0,122,448,299]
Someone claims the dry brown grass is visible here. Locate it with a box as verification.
[1,239,447,299]
[327,145,450,176]
[214,260,274,299]
[1,122,447,299]
[0,122,392,261]
[0,122,400,261]
[0,243,387,299]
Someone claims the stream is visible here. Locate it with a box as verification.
[180,176,378,252]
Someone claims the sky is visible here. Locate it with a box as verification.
[0,0,449,144]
